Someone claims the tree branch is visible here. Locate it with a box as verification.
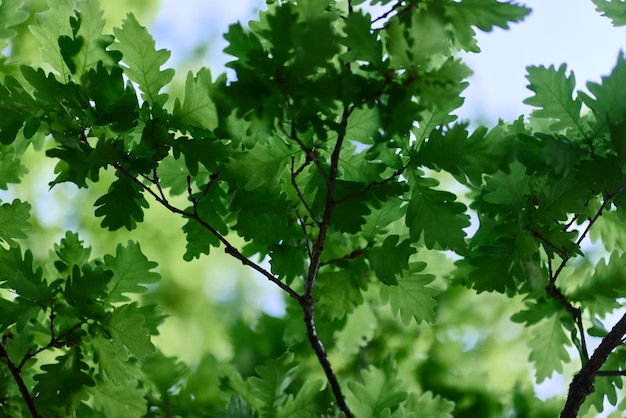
[0,340,41,418]
[113,163,303,303]
[301,105,354,418]
[561,312,626,417]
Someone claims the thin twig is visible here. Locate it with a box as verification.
[113,163,302,303]
[291,155,321,226]
[371,0,403,24]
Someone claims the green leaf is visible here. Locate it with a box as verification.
[466,231,539,294]
[47,138,125,188]
[579,52,626,125]
[173,68,218,131]
[346,357,408,417]
[404,392,454,418]
[71,0,120,74]
[111,13,175,108]
[406,173,469,252]
[172,136,230,176]
[367,235,415,285]
[249,352,299,416]
[103,241,160,304]
[33,349,95,415]
[0,199,30,247]
[107,302,155,361]
[182,184,229,260]
[340,11,382,64]
[362,197,405,242]
[483,162,528,208]
[0,246,50,304]
[445,0,531,51]
[419,123,513,185]
[566,252,626,316]
[89,378,147,418]
[592,0,626,26]
[277,379,324,418]
[53,231,91,274]
[94,172,150,231]
[81,63,139,132]
[524,64,587,138]
[591,210,626,252]
[220,395,257,418]
[64,264,112,319]
[384,11,449,69]
[0,146,28,188]
[0,0,29,52]
[380,265,439,324]
[225,140,295,192]
[315,269,366,320]
[91,333,137,385]
[528,313,570,383]
[30,0,76,78]
[335,302,377,356]
[269,244,306,284]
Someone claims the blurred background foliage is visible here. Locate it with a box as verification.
[0,1,567,416]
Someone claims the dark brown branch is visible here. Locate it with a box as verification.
[561,312,626,417]
[0,340,41,418]
[371,0,403,24]
[302,105,355,418]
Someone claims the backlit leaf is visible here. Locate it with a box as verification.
[111,13,175,108]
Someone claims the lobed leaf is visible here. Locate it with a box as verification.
[249,352,299,416]
[315,269,366,320]
[102,241,160,304]
[30,0,76,78]
[94,172,150,231]
[346,358,408,417]
[89,378,147,418]
[528,313,571,383]
[367,235,415,285]
[277,379,325,418]
[173,68,218,132]
[0,0,29,52]
[380,266,439,325]
[404,392,454,418]
[33,349,94,414]
[0,199,30,247]
[592,0,626,26]
[524,64,587,138]
[405,173,469,253]
[445,0,531,51]
[111,13,174,108]
[107,302,155,361]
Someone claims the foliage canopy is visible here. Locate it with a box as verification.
[1,0,626,417]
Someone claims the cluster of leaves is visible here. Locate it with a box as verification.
[0,216,161,416]
[2,0,626,416]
